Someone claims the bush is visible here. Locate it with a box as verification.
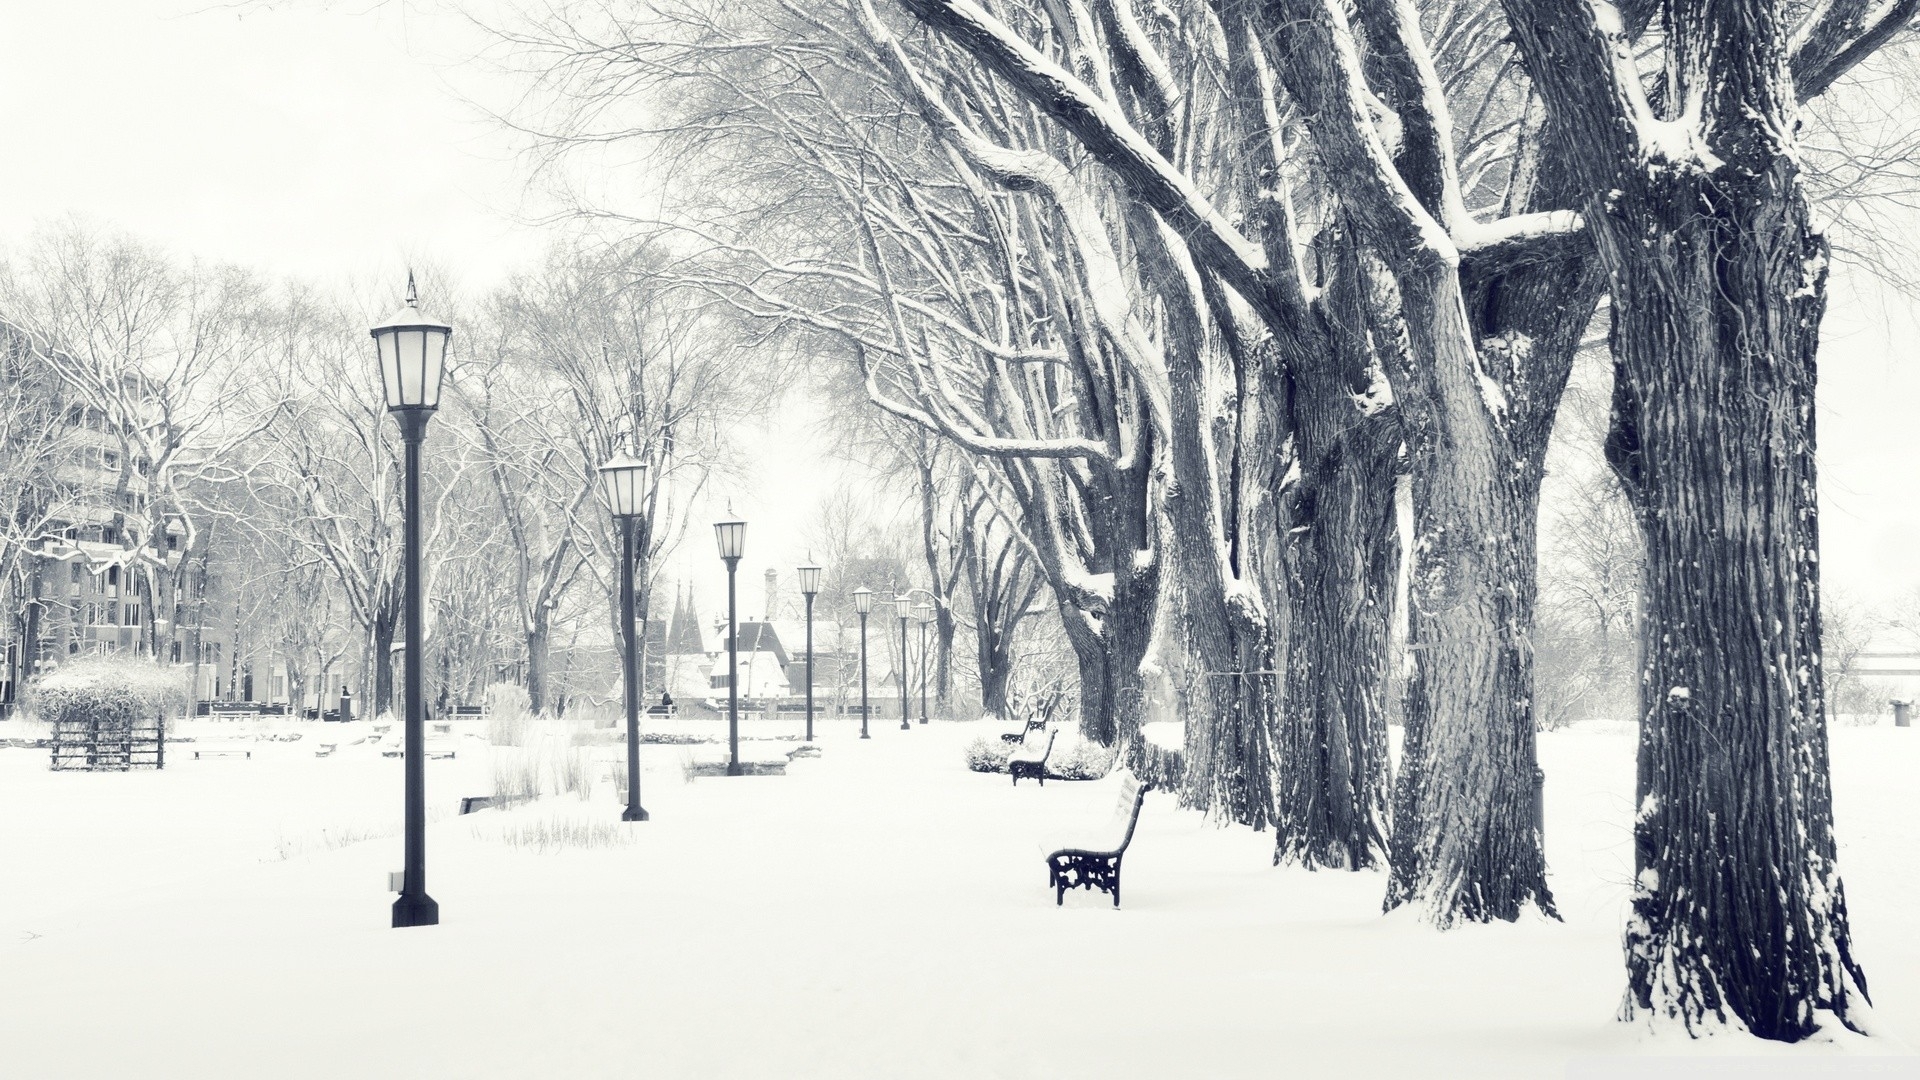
[25,657,192,729]
[1046,735,1116,781]
[485,682,532,746]
[964,735,1013,773]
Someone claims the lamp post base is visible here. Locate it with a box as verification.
[622,805,650,822]
[392,892,439,928]
[727,762,743,776]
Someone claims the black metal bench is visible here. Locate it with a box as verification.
[1007,729,1055,785]
[999,716,1050,744]
[1046,773,1149,907]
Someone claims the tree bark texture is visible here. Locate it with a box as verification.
[1273,333,1400,869]
[525,625,551,717]
[1148,228,1277,832]
[1501,0,1873,1033]
[1377,262,1557,923]
[1602,159,1866,1039]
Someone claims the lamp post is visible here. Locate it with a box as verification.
[797,563,821,742]
[852,587,873,739]
[599,449,650,822]
[915,601,934,724]
[715,515,746,775]
[372,273,450,930]
[894,595,912,731]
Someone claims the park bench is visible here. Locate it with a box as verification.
[1008,728,1056,786]
[999,716,1050,744]
[1045,772,1150,908]
[192,747,252,760]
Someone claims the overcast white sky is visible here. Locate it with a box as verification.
[1,1,1916,612]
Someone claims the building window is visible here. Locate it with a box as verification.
[69,562,82,584]
[101,527,117,545]
[103,450,119,471]
[170,641,181,663]
[167,533,179,551]
[126,603,140,626]
[709,674,731,688]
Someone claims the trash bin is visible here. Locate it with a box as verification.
[339,687,354,724]
[1894,700,1911,728]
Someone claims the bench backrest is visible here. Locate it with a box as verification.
[1109,772,1149,854]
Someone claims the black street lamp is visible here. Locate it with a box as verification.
[797,563,821,742]
[915,601,934,724]
[599,449,650,822]
[372,274,451,930]
[852,586,873,739]
[894,595,912,731]
[715,515,746,776]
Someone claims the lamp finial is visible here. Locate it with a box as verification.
[405,271,419,308]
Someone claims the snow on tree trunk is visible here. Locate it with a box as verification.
[1603,159,1868,1038]
[1376,266,1556,924]
[1151,232,1276,831]
[1274,359,1399,869]
[1063,544,1156,748]
[1499,0,1880,1031]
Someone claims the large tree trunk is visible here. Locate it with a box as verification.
[1270,238,1401,870]
[526,622,552,715]
[1152,246,1276,831]
[1062,564,1156,746]
[1603,158,1867,1038]
[1273,375,1399,869]
[1378,266,1556,924]
[371,609,397,718]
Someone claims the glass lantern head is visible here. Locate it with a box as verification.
[371,274,452,412]
[597,449,649,519]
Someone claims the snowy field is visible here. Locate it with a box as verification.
[1,717,1916,1079]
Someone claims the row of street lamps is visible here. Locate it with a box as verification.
[373,278,941,930]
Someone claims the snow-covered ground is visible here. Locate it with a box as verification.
[1,716,1916,1078]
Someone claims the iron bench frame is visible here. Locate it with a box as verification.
[1045,774,1150,907]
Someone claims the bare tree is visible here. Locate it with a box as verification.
[0,223,286,665]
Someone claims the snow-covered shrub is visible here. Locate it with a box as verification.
[1045,735,1116,781]
[964,735,1013,773]
[485,682,531,746]
[24,657,192,729]
[485,682,531,715]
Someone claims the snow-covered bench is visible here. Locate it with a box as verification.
[1008,729,1056,786]
[192,746,252,760]
[999,716,1049,744]
[1045,772,1150,908]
